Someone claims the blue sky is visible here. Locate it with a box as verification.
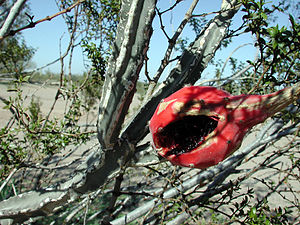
[21,0,287,81]
[23,0,85,74]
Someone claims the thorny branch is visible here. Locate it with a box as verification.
[0,0,299,224]
[0,0,85,41]
[0,0,157,223]
[153,0,199,82]
[111,117,299,224]
[41,4,80,131]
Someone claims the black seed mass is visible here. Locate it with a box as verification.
[157,115,218,156]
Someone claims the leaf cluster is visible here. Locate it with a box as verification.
[0,37,35,78]
[0,76,95,182]
[241,0,300,87]
[58,0,120,79]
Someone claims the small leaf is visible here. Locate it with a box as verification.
[249,206,257,219]
[261,12,267,20]
[272,40,278,49]
[289,14,295,26]
[267,27,277,37]
[22,75,31,82]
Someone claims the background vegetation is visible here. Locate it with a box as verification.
[0,0,299,224]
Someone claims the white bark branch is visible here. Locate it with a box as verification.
[97,0,156,149]
[0,0,26,41]
[121,0,241,145]
[111,118,297,225]
[0,0,157,223]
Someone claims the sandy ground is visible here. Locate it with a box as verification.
[0,83,76,127]
[0,82,142,127]
[0,82,299,221]
[0,81,142,184]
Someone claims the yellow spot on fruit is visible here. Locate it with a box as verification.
[157,99,177,115]
[172,101,185,114]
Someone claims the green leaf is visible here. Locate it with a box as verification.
[267,27,278,37]
[261,12,267,20]
[289,14,295,26]
[22,75,31,82]
[272,40,278,49]
[249,206,257,219]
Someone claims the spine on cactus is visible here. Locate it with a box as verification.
[149,83,300,169]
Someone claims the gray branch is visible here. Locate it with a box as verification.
[121,0,241,144]
[0,0,271,224]
[97,0,156,149]
[0,0,241,223]
[0,0,27,42]
[111,118,297,225]
[0,0,156,223]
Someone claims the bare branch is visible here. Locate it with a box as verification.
[0,168,17,193]
[145,0,200,97]
[1,0,297,224]
[0,0,157,223]
[111,118,297,224]
[0,0,26,42]
[219,43,252,76]
[121,0,241,144]
[0,0,85,41]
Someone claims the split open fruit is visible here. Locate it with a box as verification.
[149,85,300,169]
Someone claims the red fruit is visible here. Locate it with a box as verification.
[149,85,300,169]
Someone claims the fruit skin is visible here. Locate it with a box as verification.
[149,85,300,169]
